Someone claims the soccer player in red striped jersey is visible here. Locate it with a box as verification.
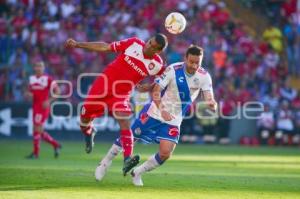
[65,34,168,175]
[26,61,62,159]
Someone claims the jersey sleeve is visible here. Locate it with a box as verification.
[155,65,166,77]
[154,66,173,89]
[109,37,137,53]
[201,73,213,92]
[152,55,166,77]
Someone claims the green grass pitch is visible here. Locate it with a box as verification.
[0,140,300,199]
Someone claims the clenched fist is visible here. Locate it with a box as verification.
[207,99,218,112]
[65,38,78,48]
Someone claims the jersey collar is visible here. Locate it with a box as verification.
[183,64,195,77]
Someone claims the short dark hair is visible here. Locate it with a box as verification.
[185,45,203,57]
[155,33,168,51]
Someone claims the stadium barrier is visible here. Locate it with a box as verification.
[0,102,259,143]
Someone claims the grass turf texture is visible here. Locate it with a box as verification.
[0,140,299,199]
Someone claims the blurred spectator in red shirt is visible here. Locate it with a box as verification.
[11,9,28,35]
[280,0,297,18]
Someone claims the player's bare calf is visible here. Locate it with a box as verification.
[85,128,97,153]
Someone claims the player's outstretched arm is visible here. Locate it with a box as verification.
[136,83,155,92]
[202,90,217,112]
[65,38,112,52]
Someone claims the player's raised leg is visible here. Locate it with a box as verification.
[79,76,109,153]
[114,111,140,176]
[131,140,176,186]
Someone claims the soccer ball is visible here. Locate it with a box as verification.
[165,12,186,34]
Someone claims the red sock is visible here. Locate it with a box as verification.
[80,125,92,136]
[33,131,41,156]
[120,129,133,158]
[41,131,60,148]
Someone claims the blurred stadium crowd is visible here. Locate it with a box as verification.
[0,0,299,145]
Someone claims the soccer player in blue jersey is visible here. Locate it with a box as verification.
[95,45,217,186]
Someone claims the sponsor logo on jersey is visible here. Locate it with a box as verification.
[160,73,166,80]
[124,55,147,77]
[168,127,179,137]
[178,76,184,83]
[148,63,155,70]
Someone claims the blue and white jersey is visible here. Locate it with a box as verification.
[147,62,213,127]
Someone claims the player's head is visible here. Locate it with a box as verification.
[184,45,203,75]
[144,33,168,56]
[33,61,45,76]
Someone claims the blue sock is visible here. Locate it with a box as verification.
[114,137,122,147]
[154,153,165,165]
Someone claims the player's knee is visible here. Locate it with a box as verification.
[79,118,93,134]
[80,118,92,127]
[80,123,90,132]
[80,117,91,124]
[34,125,43,133]
[117,119,131,130]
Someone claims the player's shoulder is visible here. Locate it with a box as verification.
[129,37,145,45]
[115,37,144,47]
[160,62,184,76]
[169,62,185,70]
[196,66,210,76]
[42,74,52,80]
[196,66,212,81]
[152,54,163,65]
